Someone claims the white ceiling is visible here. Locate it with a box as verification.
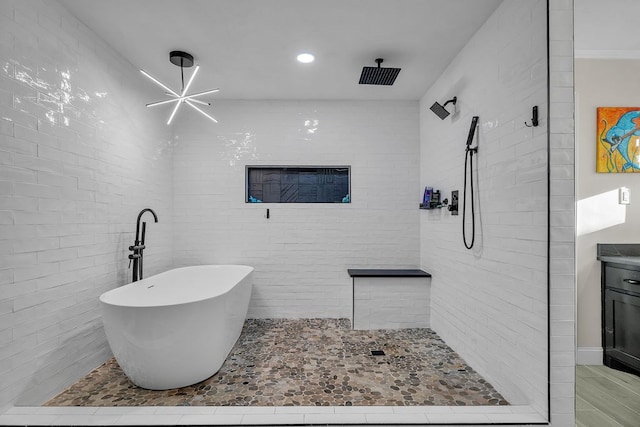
[575,0,640,58]
[59,0,503,100]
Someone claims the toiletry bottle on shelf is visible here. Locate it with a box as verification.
[422,187,433,208]
[430,190,440,209]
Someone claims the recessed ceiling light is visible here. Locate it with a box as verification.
[296,53,315,63]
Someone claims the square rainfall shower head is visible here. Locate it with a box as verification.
[429,96,457,120]
[430,102,450,120]
[359,58,401,86]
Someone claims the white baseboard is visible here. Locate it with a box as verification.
[577,347,603,365]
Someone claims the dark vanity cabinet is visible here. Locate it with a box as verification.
[602,262,640,374]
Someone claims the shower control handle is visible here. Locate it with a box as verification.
[449,190,459,215]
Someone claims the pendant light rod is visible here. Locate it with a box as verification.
[185,100,218,123]
[186,98,211,106]
[140,69,179,97]
[181,65,199,96]
[186,88,220,98]
[146,98,180,108]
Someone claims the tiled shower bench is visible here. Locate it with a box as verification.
[347,269,431,330]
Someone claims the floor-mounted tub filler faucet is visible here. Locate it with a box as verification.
[128,208,158,282]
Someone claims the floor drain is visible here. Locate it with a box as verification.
[371,350,385,356]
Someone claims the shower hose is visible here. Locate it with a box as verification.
[463,145,476,249]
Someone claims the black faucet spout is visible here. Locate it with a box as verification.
[135,208,158,243]
[130,208,159,282]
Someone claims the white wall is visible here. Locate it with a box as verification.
[420,0,549,413]
[575,58,640,361]
[0,0,172,409]
[172,100,420,318]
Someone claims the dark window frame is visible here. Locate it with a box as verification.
[245,165,351,204]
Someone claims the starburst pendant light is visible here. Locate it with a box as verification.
[140,51,219,125]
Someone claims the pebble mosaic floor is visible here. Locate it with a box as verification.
[45,319,508,407]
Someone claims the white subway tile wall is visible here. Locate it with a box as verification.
[171,100,421,318]
[419,0,554,420]
[0,0,173,409]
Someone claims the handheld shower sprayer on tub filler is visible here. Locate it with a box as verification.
[128,208,158,282]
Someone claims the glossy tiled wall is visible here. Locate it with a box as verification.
[171,100,420,318]
[0,0,173,408]
[419,0,555,420]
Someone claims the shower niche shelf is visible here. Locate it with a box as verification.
[419,188,447,209]
[419,203,446,210]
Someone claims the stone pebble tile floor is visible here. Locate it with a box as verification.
[45,319,508,407]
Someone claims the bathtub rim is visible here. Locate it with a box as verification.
[99,264,254,309]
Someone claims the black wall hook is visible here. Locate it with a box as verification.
[525,105,539,127]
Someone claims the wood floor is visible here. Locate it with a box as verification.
[576,365,640,427]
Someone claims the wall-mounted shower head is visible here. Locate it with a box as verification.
[430,96,457,120]
[359,58,401,86]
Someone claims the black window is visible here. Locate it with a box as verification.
[246,166,350,203]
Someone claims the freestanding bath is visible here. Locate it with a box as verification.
[99,265,253,390]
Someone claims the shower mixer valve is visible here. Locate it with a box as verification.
[448,190,459,215]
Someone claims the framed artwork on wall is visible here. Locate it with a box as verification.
[597,107,640,173]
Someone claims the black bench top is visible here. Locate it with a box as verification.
[348,269,431,278]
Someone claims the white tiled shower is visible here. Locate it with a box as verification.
[420,0,549,414]
[0,0,575,426]
[172,100,420,318]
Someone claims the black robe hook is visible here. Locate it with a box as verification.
[525,106,539,127]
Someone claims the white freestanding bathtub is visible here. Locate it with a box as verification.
[99,265,253,390]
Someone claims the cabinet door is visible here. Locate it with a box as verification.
[604,289,640,371]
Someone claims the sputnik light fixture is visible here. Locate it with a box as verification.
[140,51,219,125]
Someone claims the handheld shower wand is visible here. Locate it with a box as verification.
[463,116,479,249]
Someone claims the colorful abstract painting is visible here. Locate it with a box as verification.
[597,107,640,173]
